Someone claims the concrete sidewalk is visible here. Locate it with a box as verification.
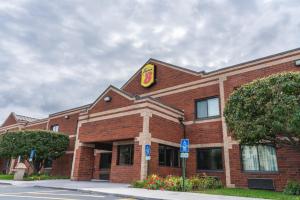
[0,179,263,200]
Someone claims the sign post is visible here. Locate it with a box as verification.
[180,139,189,191]
[145,144,151,176]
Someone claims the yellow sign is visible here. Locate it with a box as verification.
[141,64,155,87]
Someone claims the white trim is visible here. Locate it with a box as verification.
[219,76,235,188]
[190,143,223,148]
[151,138,180,147]
[113,140,134,146]
[184,118,222,125]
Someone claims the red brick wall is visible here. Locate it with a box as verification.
[89,90,134,114]
[150,115,182,143]
[1,113,17,127]
[79,114,143,143]
[72,146,94,181]
[123,62,200,96]
[186,122,223,144]
[24,122,47,130]
[51,153,73,177]
[110,141,141,183]
[158,84,219,121]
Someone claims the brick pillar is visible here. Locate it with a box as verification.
[72,143,95,181]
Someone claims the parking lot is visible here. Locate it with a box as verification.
[0,185,137,200]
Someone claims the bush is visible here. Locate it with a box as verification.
[132,180,146,188]
[132,174,221,192]
[190,176,223,190]
[164,176,192,191]
[144,174,165,190]
[284,180,300,195]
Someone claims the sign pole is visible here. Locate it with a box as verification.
[180,139,189,192]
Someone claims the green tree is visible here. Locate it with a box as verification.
[224,72,300,150]
[0,130,69,172]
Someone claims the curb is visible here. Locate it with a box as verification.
[0,182,12,185]
[34,185,160,200]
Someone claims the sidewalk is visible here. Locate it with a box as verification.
[0,179,263,200]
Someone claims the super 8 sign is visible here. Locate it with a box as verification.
[141,64,155,87]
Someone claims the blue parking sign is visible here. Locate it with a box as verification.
[180,139,189,153]
[145,144,151,160]
[29,149,36,162]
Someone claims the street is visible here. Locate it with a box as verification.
[0,185,138,200]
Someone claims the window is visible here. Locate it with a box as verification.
[44,158,53,168]
[196,97,220,119]
[51,124,59,132]
[241,145,278,172]
[159,144,180,167]
[197,148,223,171]
[117,144,134,165]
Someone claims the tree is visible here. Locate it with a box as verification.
[224,72,300,150]
[0,130,69,172]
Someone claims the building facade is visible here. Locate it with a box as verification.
[1,48,300,191]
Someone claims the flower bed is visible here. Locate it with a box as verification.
[132,174,222,192]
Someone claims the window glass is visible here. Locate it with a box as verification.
[197,148,223,170]
[208,98,220,116]
[196,97,220,119]
[241,145,278,172]
[51,125,59,132]
[197,101,208,118]
[159,144,180,167]
[258,145,278,171]
[117,144,134,165]
[242,146,259,171]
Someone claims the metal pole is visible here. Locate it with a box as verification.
[182,158,186,191]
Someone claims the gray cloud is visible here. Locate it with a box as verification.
[0,0,300,122]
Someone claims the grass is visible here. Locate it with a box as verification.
[0,174,13,180]
[198,188,300,200]
[0,173,69,181]
[23,174,69,181]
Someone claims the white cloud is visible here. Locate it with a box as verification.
[0,0,300,122]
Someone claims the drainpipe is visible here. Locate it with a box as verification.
[178,117,186,139]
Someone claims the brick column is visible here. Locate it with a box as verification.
[71,143,95,181]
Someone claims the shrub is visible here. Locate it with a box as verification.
[163,175,192,191]
[190,176,223,190]
[144,174,165,190]
[132,180,146,188]
[284,180,300,195]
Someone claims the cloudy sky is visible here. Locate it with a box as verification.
[0,0,300,122]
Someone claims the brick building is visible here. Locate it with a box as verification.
[1,48,300,191]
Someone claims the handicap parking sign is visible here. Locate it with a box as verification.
[145,144,151,160]
[180,139,189,153]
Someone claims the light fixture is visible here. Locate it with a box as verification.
[295,60,300,66]
[104,96,112,102]
[64,115,69,119]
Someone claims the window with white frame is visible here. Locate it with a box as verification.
[196,97,220,119]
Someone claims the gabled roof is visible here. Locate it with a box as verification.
[121,58,199,89]
[122,47,300,89]
[1,112,39,128]
[15,114,38,123]
[88,85,136,111]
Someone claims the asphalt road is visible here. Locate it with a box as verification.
[0,185,138,200]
